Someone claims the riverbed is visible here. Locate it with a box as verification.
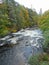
[0,28,44,65]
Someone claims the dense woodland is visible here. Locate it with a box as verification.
[0,0,38,37]
[0,0,49,65]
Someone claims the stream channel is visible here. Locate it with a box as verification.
[0,28,44,65]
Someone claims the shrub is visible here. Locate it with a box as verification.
[28,53,49,65]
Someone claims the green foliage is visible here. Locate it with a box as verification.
[38,11,49,31]
[28,55,40,65]
[38,10,49,53]
[0,0,38,37]
[28,53,49,65]
[40,61,49,65]
[43,30,49,53]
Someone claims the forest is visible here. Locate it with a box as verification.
[0,0,38,37]
[0,0,49,65]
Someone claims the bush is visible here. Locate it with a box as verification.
[43,30,49,53]
[40,61,49,65]
[28,53,49,65]
[28,55,40,65]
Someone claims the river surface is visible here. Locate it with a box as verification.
[0,28,44,65]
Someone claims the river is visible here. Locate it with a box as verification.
[0,28,44,65]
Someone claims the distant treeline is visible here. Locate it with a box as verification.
[0,0,38,37]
